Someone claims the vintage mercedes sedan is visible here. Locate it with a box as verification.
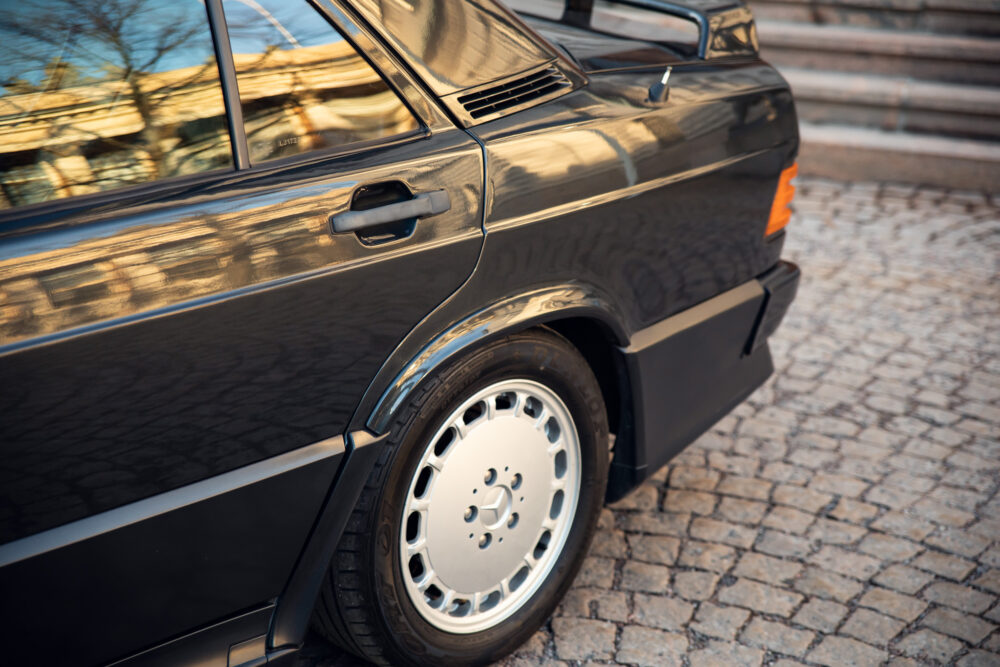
[0,0,799,664]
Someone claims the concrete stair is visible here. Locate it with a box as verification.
[753,0,1000,36]
[749,0,1000,189]
[783,68,1000,141]
[758,21,1000,86]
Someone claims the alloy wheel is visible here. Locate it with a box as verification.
[399,378,582,633]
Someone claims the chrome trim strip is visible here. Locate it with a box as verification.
[624,280,763,353]
[0,437,345,568]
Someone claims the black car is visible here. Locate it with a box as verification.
[0,0,799,664]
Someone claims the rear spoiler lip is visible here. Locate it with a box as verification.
[561,0,757,60]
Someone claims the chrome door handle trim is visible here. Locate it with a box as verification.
[331,190,451,233]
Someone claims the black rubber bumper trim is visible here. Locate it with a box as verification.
[607,261,801,501]
[748,260,801,353]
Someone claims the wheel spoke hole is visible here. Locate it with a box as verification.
[550,489,564,520]
[414,466,433,499]
[406,511,420,543]
[479,532,492,549]
[508,512,519,528]
[510,565,530,592]
[495,392,515,410]
[554,450,567,479]
[464,506,478,523]
[408,554,425,579]
[434,428,455,457]
[425,584,444,608]
[480,591,501,611]
[463,401,485,425]
[523,396,542,418]
[544,416,561,443]
[533,530,551,560]
[448,598,472,617]
[511,473,522,490]
[484,468,497,485]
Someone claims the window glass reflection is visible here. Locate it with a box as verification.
[591,0,699,48]
[0,0,233,210]
[223,0,420,164]
[502,0,565,21]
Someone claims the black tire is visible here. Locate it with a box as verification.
[313,328,609,666]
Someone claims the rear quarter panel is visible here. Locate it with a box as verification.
[474,60,798,333]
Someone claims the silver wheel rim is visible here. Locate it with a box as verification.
[399,378,582,634]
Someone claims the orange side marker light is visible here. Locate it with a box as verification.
[766,162,798,236]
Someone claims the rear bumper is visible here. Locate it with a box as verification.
[608,261,800,500]
[749,260,800,353]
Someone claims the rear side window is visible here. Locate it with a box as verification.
[502,0,564,21]
[590,1,699,49]
[222,0,420,165]
[348,0,557,96]
[0,0,233,210]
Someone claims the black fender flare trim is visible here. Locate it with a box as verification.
[365,282,630,435]
[268,430,388,651]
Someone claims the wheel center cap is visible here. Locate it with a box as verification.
[479,485,512,529]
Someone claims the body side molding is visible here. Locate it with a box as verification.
[0,437,345,568]
[0,437,346,667]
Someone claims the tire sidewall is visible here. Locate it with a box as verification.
[370,333,608,666]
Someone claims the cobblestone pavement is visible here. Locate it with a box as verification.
[300,179,1000,666]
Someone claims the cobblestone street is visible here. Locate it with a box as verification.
[302,178,1000,666]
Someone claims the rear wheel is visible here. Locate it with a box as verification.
[314,329,609,666]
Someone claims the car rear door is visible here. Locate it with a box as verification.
[0,1,483,664]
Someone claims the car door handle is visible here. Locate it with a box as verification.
[330,189,451,234]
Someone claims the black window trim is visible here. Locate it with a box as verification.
[205,0,251,170]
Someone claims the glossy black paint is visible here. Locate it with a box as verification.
[0,0,799,664]
[353,59,797,437]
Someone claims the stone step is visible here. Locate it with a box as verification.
[796,122,1000,190]
[750,0,1000,36]
[782,68,1000,142]
[757,20,1000,85]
